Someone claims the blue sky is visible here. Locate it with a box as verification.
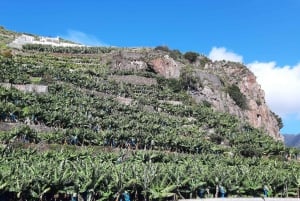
[1,0,300,134]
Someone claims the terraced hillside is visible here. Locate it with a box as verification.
[0,27,299,201]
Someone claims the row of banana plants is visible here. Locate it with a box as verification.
[0,147,300,201]
[22,44,116,54]
[0,83,286,157]
[0,122,289,159]
[1,54,188,102]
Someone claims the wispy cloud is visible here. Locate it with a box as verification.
[208,47,300,133]
[61,30,107,46]
[208,47,243,63]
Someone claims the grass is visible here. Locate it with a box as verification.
[30,77,42,84]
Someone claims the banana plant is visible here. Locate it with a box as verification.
[149,172,177,201]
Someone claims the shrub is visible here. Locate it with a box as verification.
[167,78,182,92]
[199,56,211,67]
[169,49,182,60]
[156,76,182,92]
[256,99,262,106]
[202,100,212,107]
[0,49,13,58]
[154,46,182,60]
[209,134,224,144]
[154,45,170,52]
[239,144,261,157]
[271,111,283,129]
[227,84,248,110]
[184,51,199,63]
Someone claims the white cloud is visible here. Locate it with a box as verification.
[248,61,300,118]
[208,47,243,63]
[62,30,107,46]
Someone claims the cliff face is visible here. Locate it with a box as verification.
[119,51,281,140]
[100,49,282,140]
[97,49,282,140]
[200,61,282,140]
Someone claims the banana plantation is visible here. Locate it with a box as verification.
[0,42,300,201]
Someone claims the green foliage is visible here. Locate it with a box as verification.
[30,77,42,84]
[167,78,183,93]
[199,56,211,67]
[169,49,182,60]
[202,100,212,107]
[227,84,248,110]
[180,65,200,90]
[156,76,182,93]
[183,51,199,63]
[0,26,17,45]
[271,111,283,129]
[0,56,31,84]
[154,45,170,52]
[22,44,115,54]
[154,45,183,60]
[0,147,298,200]
[256,99,262,106]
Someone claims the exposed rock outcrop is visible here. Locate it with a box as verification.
[106,49,282,140]
[110,49,149,71]
[190,61,282,140]
[148,55,182,78]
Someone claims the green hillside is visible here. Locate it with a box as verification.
[0,27,299,201]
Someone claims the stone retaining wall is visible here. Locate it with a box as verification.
[0,83,48,93]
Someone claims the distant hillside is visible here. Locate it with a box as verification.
[284,134,300,148]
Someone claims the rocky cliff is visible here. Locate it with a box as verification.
[102,48,282,140]
[199,61,282,140]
